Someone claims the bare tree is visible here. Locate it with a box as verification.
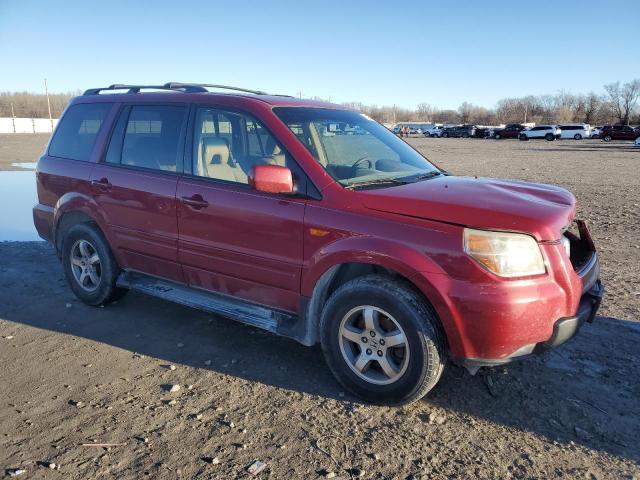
[416,103,434,122]
[604,80,640,125]
[581,92,601,124]
[620,79,640,125]
[458,102,473,124]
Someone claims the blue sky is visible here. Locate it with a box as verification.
[0,0,638,109]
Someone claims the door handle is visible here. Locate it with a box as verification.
[91,178,112,190]
[181,194,209,210]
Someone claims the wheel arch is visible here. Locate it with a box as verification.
[53,192,113,258]
[301,257,455,353]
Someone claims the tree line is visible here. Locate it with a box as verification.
[1,78,638,126]
[342,78,640,126]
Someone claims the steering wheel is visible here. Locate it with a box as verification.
[351,155,373,170]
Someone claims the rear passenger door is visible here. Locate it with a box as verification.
[90,104,188,282]
[176,106,307,313]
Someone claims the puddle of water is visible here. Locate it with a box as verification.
[0,170,41,241]
[11,162,38,170]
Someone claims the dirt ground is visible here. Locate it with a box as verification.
[0,134,49,171]
[0,135,639,479]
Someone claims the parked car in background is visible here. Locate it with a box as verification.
[33,82,603,406]
[600,125,640,141]
[420,123,440,137]
[519,125,561,141]
[423,125,444,137]
[559,124,590,140]
[635,136,640,146]
[493,124,526,139]
[590,126,603,138]
[441,125,476,138]
[474,127,493,138]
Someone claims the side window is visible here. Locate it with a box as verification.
[193,108,294,185]
[106,105,186,172]
[49,103,112,161]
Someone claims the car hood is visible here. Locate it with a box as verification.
[358,175,576,240]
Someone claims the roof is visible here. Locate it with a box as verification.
[77,83,347,109]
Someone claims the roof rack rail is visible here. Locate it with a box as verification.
[83,84,208,95]
[164,82,268,95]
[83,83,269,96]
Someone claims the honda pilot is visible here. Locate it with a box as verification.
[33,83,604,405]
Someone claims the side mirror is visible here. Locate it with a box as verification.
[249,164,293,194]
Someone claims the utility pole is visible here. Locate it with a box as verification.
[11,102,16,133]
[44,78,53,130]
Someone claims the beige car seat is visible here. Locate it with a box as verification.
[198,137,247,183]
[263,136,286,166]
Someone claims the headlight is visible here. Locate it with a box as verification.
[464,228,546,277]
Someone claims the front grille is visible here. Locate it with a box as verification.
[564,221,594,271]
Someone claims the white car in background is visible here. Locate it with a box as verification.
[590,126,603,138]
[423,125,444,137]
[559,124,590,140]
[519,125,562,141]
[635,136,640,146]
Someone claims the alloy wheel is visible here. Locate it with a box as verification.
[338,306,410,385]
[70,239,102,292]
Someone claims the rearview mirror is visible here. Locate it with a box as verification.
[248,164,293,194]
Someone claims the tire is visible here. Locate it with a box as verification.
[494,133,501,140]
[319,275,445,406]
[462,133,469,138]
[545,133,554,141]
[423,132,430,137]
[574,133,582,140]
[61,223,127,306]
[519,134,528,141]
[442,132,449,138]
[603,135,612,142]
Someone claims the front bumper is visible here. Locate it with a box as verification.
[458,276,604,372]
[533,279,603,353]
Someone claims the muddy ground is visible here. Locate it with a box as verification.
[0,135,639,479]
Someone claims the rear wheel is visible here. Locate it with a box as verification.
[603,135,612,142]
[545,133,554,141]
[494,133,501,140]
[519,134,528,141]
[62,223,126,306]
[442,132,449,138]
[423,132,431,137]
[574,133,582,140]
[320,275,445,405]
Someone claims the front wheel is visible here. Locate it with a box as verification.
[320,275,445,405]
[494,133,501,140]
[603,135,612,142]
[423,132,431,137]
[574,133,582,140]
[62,223,127,306]
[519,134,528,141]
[545,133,555,141]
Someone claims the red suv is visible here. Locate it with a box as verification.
[600,124,640,141]
[33,83,603,405]
[492,123,526,139]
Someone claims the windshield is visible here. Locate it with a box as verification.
[274,107,441,188]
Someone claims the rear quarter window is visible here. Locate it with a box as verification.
[48,103,112,161]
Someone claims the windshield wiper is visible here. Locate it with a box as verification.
[402,171,443,182]
[344,178,409,190]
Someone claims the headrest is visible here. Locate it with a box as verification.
[202,137,230,165]
[264,136,282,156]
